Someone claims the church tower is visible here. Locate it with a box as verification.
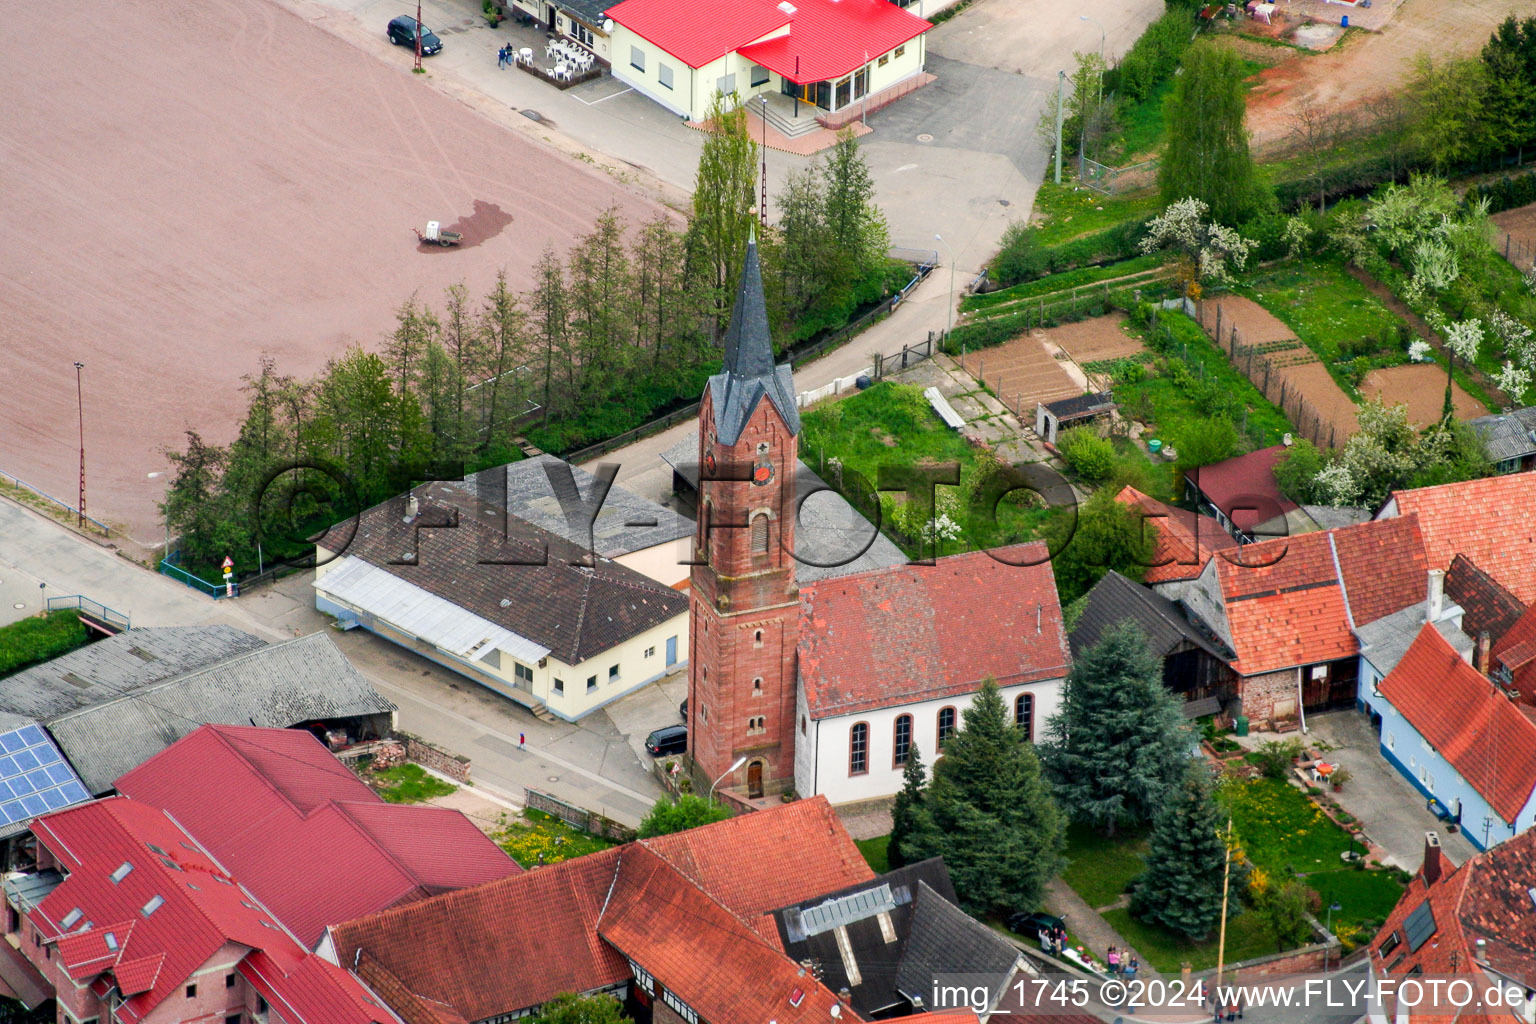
[688,235,801,801]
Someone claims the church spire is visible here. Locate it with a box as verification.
[722,231,775,379]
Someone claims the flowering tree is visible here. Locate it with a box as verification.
[1138,197,1256,298]
[1408,339,1434,363]
[1490,312,1536,407]
[1439,319,1484,423]
[1496,362,1533,406]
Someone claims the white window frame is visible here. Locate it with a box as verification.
[659,63,674,89]
[630,46,645,72]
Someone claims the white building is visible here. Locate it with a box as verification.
[315,480,688,722]
[793,545,1069,805]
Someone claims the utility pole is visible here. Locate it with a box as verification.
[1054,70,1065,185]
[74,361,86,528]
[760,96,768,225]
[415,0,423,71]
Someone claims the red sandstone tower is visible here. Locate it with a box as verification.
[687,235,801,800]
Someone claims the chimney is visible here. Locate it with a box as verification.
[1427,569,1445,622]
[1475,631,1492,676]
[1422,831,1443,886]
[404,492,419,522]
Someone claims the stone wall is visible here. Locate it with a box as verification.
[404,735,472,783]
[525,787,637,842]
[1240,667,1300,725]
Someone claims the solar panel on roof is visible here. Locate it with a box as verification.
[1403,902,1437,952]
[0,725,92,826]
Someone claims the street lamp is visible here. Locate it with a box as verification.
[935,233,955,338]
[1324,902,1342,972]
[709,755,748,804]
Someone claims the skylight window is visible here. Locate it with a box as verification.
[142,895,164,917]
[110,861,133,884]
[104,932,118,951]
[159,857,183,873]
[61,908,82,928]
[146,844,167,856]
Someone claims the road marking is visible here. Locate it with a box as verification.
[365,672,660,807]
[576,86,633,106]
[895,163,919,172]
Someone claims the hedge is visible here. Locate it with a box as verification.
[0,611,90,678]
[1105,11,1196,103]
[990,218,1153,289]
[1466,169,1536,215]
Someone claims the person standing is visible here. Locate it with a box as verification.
[1107,947,1120,976]
[519,731,526,749]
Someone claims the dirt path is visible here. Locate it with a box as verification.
[1244,0,1515,156]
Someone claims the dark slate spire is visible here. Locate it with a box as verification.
[707,230,800,444]
[722,232,776,379]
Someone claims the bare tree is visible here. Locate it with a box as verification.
[1287,101,1352,213]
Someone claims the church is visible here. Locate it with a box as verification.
[686,236,1073,809]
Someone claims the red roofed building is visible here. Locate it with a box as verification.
[1368,829,1536,1021]
[1158,516,1431,724]
[114,725,520,950]
[795,544,1069,804]
[1492,602,1536,708]
[1380,473,1536,604]
[604,0,930,124]
[1115,486,1239,584]
[1370,625,1536,848]
[1184,445,1302,544]
[1,797,397,1024]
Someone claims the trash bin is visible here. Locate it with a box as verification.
[1148,439,1163,455]
[1341,13,1349,26]
[1235,715,1250,737]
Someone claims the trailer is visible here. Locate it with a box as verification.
[415,220,462,246]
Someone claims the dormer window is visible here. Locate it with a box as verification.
[110,862,133,884]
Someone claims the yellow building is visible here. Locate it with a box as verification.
[314,480,688,722]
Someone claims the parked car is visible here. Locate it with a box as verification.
[387,15,442,55]
[645,724,687,756]
[1006,910,1064,937]
[679,697,688,722]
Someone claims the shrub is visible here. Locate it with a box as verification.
[1251,738,1305,781]
[1110,10,1196,102]
[1056,427,1116,481]
[0,611,90,678]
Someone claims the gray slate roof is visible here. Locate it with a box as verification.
[709,239,799,445]
[1355,601,1474,678]
[464,455,692,559]
[1071,570,1234,662]
[1469,407,1536,462]
[341,481,688,665]
[893,880,1021,1008]
[661,432,908,584]
[0,626,268,720]
[46,631,396,794]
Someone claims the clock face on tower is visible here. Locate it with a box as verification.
[752,441,773,486]
[704,451,716,476]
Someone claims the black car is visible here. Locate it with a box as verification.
[645,724,687,757]
[1007,910,1065,937]
[387,15,443,55]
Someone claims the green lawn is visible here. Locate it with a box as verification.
[1219,777,1356,875]
[855,836,890,873]
[1103,907,1278,973]
[1060,822,1149,909]
[1115,310,1295,451]
[1030,181,1159,248]
[371,763,458,804]
[1306,868,1406,932]
[495,808,617,867]
[1106,78,1176,164]
[801,382,1062,555]
[0,610,91,678]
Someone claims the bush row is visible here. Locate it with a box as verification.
[1466,169,1536,216]
[0,611,90,679]
[1105,11,1195,103]
[991,218,1153,289]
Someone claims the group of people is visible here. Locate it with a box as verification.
[496,43,521,68]
[1036,924,1068,957]
[1105,945,1140,980]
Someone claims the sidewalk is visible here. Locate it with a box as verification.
[1042,877,1162,980]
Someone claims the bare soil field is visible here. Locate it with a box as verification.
[1201,296,1298,347]
[0,0,659,547]
[1243,0,1515,155]
[1492,204,1536,270]
[1052,312,1144,363]
[1362,365,1485,427]
[960,333,1081,412]
[1282,362,1361,445]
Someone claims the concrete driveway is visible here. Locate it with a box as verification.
[1304,711,1479,870]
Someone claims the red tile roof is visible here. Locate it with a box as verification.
[1186,446,1298,533]
[1492,602,1536,700]
[737,0,930,83]
[325,797,873,1023]
[608,0,928,78]
[115,725,518,949]
[598,845,847,1024]
[1115,486,1238,584]
[1371,829,1536,1022]
[1377,626,1536,823]
[1445,553,1527,648]
[1216,531,1354,675]
[1329,513,1428,626]
[28,797,391,1024]
[798,545,1070,718]
[1387,474,1536,604]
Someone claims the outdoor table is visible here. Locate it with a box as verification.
[518,47,533,64]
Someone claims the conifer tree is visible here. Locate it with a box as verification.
[1130,760,1226,940]
[905,680,1065,916]
[1038,621,1191,835]
[887,744,929,869]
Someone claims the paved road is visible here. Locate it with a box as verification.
[0,498,674,826]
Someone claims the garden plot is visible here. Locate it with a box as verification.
[958,332,1082,414]
[1362,365,1485,427]
[1052,312,1145,364]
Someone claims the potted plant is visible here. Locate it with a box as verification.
[1330,767,1352,792]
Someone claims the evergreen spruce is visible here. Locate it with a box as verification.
[1130,760,1227,940]
[1038,621,1191,835]
[905,680,1065,916]
[886,744,928,869]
